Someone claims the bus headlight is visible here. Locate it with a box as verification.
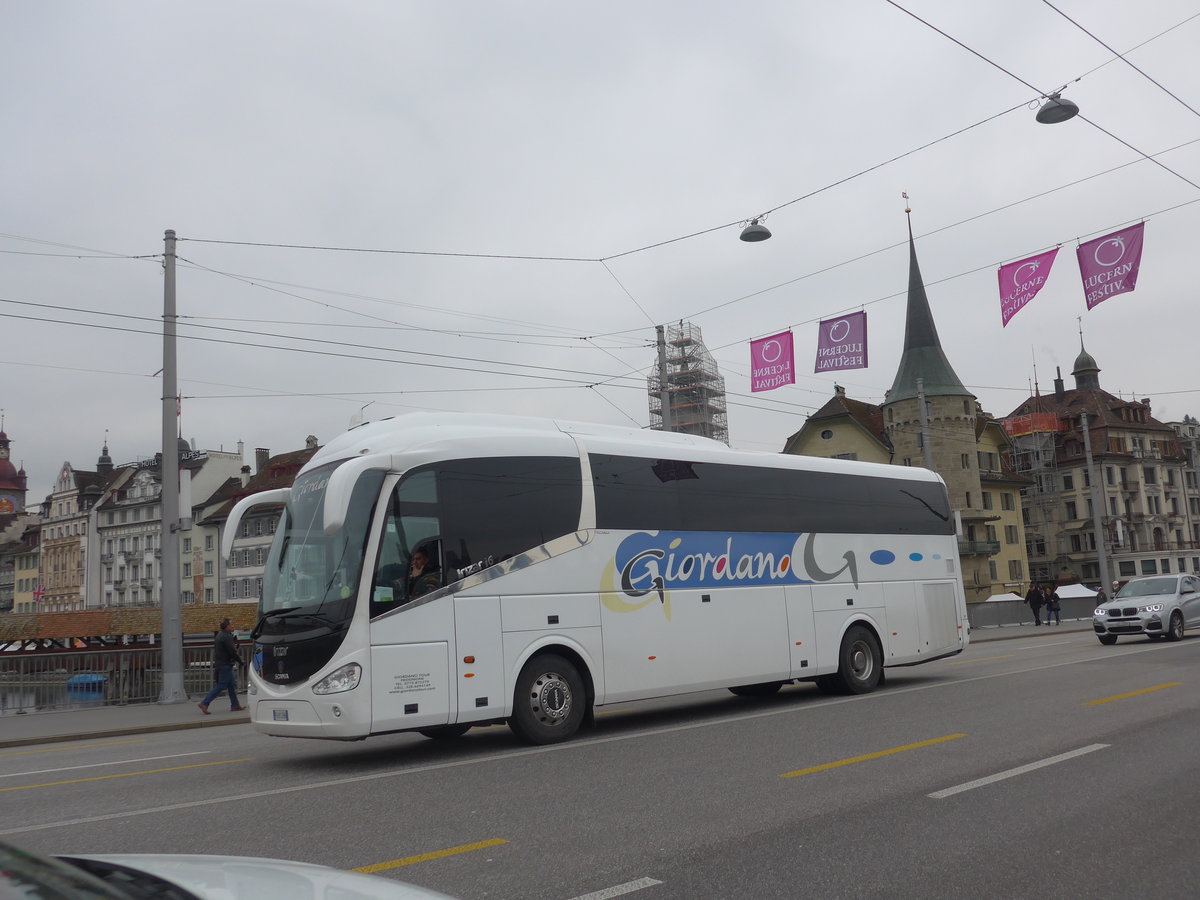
[247,680,257,696]
[312,663,362,695]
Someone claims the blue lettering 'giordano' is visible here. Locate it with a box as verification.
[600,531,859,620]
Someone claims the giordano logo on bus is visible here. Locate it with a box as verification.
[600,531,938,620]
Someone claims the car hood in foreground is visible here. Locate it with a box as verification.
[58,853,457,900]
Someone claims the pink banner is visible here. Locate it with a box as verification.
[749,331,795,392]
[814,312,867,372]
[998,248,1059,326]
[1077,223,1145,310]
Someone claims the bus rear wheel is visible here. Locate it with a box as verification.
[418,724,471,739]
[822,625,883,695]
[509,653,586,745]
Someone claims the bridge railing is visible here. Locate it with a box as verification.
[0,644,252,714]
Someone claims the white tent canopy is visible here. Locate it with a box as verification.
[1055,583,1098,599]
[985,592,1024,603]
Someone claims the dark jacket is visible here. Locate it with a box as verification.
[1024,588,1043,608]
[213,628,244,669]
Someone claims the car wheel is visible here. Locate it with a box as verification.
[509,653,586,745]
[1166,611,1185,642]
[417,724,471,739]
[1098,634,1118,645]
[821,625,883,695]
[728,681,784,697]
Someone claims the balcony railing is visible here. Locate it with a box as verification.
[958,540,1001,556]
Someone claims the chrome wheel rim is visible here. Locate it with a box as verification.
[528,671,572,726]
[848,639,874,682]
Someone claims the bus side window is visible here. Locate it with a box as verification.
[370,514,408,615]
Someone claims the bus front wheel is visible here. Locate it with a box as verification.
[509,653,586,745]
[821,625,883,695]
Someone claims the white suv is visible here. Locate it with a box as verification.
[1093,574,1200,645]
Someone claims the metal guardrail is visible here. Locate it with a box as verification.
[967,596,1098,629]
[0,644,252,715]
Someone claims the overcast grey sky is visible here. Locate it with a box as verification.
[3,1,1199,501]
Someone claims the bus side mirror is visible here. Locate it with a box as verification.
[222,488,291,562]
[323,454,394,535]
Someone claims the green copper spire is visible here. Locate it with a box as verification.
[886,214,970,403]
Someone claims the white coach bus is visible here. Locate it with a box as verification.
[224,411,968,745]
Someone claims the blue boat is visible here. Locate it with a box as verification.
[66,673,107,691]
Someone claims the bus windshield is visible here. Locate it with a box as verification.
[260,462,385,623]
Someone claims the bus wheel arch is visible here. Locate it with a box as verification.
[819,622,884,695]
[508,647,593,745]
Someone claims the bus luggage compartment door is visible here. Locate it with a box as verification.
[369,642,451,734]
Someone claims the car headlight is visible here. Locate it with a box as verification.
[1138,604,1163,614]
[312,663,362,695]
[1094,608,1107,616]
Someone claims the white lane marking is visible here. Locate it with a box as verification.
[928,744,1109,799]
[0,752,211,780]
[569,877,663,899]
[1,640,1186,836]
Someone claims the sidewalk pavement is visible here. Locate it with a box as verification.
[1,621,1096,750]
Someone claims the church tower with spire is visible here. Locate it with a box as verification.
[0,419,29,516]
[881,214,997,592]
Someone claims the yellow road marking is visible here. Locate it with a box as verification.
[0,740,144,758]
[0,758,251,792]
[946,655,1014,666]
[353,838,508,873]
[1085,683,1181,706]
[781,734,966,778]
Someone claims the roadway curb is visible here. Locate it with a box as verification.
[0,714,250,750]
[971,623,1092,642]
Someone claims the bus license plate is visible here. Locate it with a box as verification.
[272,709,289,722]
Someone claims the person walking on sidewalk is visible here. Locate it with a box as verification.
[198,618,247,714]
[1043,585,1062,625]
[1024,584,1044,626]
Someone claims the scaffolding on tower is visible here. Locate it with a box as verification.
[648,321,729,445]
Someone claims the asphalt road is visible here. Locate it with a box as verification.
[3,631,1199,899]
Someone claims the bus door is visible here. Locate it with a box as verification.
[783,585,817,679]
[366,470,456,734]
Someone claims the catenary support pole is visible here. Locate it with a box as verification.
[158,229,186,703]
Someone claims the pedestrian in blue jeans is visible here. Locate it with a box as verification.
[199,618,247,714]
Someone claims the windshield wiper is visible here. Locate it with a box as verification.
[251,609,339,639]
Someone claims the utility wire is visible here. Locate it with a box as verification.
[1040,0,1200,121]
[883,0,1200,193]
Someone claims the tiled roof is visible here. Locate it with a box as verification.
[0,605,259,642]
[202,447,318,524]
[789,393,892,452]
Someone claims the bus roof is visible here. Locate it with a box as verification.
[306,410,945,486]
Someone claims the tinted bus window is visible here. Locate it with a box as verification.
[437,457,583,577]
[590,454,952,535]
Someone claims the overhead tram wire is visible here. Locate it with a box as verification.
[0,301,656,390]
[882,0,1200,194]
[1040,1,1200,122]
[175,255,620,344]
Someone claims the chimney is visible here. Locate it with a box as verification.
[255,448,270,474]
[1140,398,1151,409]
[1054,367,1065,402]
[240,465,251,487]
[834,384,845,397]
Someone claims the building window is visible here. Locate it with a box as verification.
[989,560,998,580]
[986,525,998,542]
[982,492,993,510]
[183,537,191,552]
[255,547,265,565]
[205,588,213,603]
[1005,525,1019,544]
[182,563,191,577]
[204,561,213,576]
[1065,501,1077,520]
[1062,473,1074,490]
[228,580,238,599]
[1001,493,1014,511]
[820,429,834,440]
[1161,559,1171,573]
[961,454,970,469]
[1119,561,1136,576]
[1141,560,1158,575]
[1008,560,1023,579]
[205,535,214,551]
